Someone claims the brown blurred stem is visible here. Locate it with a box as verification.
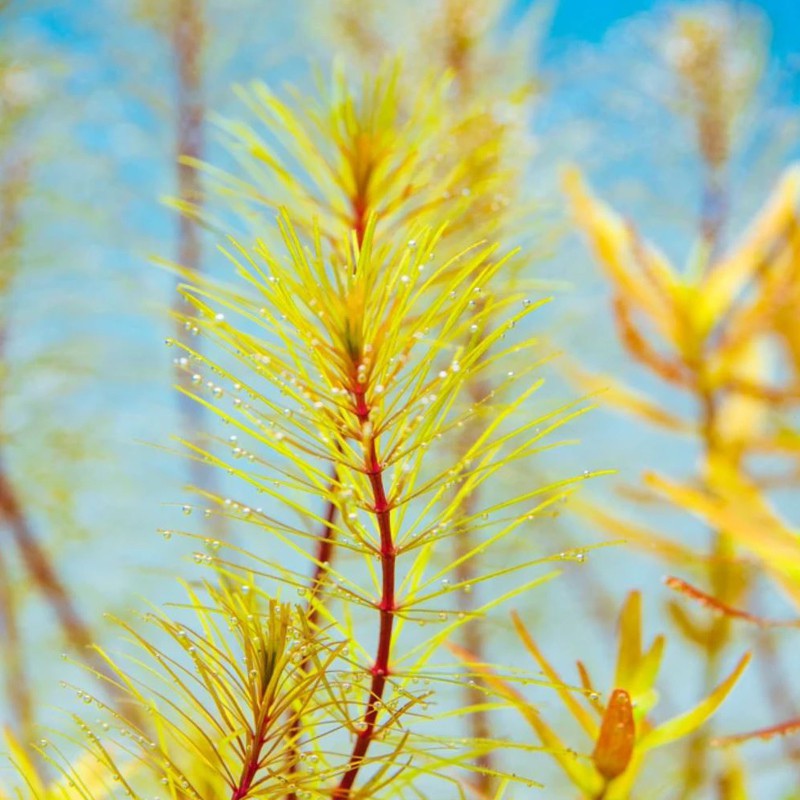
[678,49,736,786]
[440,3,500,785]
[0,534,32,742]
[306,466,339,630]
[452,313,497,793]
[679,378,734,798]
[0,153,35,743]
[283,464,338,800]
[0,464,99,659]
[0,155,140,730]
[170,0,229,534]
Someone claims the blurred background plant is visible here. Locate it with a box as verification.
[0,0,799,798]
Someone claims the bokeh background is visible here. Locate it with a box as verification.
[1,0,800,797]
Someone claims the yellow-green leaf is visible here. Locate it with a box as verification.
[639,652,751,751]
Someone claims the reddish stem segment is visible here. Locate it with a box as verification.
[283,466,338,800]
[307,464,339,629]
[285,158,371,800]
[332,387,396,799]
[231,710,272,799]
[353,196,368,251]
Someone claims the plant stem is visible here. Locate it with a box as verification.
[170,0,228,536]
[284,190,370,794]
[307,464,340,630]
[332,386,396,799]
[283,463,339,800]
[0,460,138,722]
[231,709,272,799]
[453,344,496,791]
[0,153,143,728]
[755,627,800,779]
[0,152,35,745]
[0,538,32,744]
[679,385,732,797]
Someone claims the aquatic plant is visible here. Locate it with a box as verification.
[4,3,796,798]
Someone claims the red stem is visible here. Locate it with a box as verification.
[307,464,339,630]
[353,197,367,250]
[284,160,371,800]
[231,712,272,800]
[332,387,396,799]
[283,466,339,800]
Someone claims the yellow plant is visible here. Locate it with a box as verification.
[458,592,750,799]
[0,8,768,799]
[559,9,800,791]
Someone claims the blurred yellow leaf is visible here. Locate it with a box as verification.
[639,652,751,751]
[718,750,750,800]
[646,467,800,608]
[562,166,679,345]
[562,360,690,433]
[703,164,800,323]
[577,500,705,567]
[713,336,771,455]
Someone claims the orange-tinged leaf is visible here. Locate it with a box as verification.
[562,166,678,342]
[646,469,800,609]
[639,652,751,751]
[665,575,800,628]
[591,689,636,781]
[703,164,800,323]
[711,230,800,363]
[562,361,689,433]
[713,717,800,747]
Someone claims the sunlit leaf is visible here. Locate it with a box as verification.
[639,652,751,751]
